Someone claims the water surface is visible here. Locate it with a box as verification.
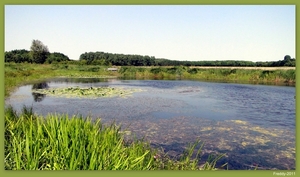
[5,78,296,170]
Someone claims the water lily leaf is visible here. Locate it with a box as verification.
[32,86,143,99]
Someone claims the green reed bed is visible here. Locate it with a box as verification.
[119,66,296,84]
[4,106,224,170]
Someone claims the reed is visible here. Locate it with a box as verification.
[4,106,224,170]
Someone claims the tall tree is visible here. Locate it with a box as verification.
[30,39,49,64]
[284,55,291,61]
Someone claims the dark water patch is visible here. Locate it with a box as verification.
[46,77,110,83]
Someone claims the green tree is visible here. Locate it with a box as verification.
[284,55,291,61]
[45,52,70,64]
[5,49,31,63]
[30,39,49,64]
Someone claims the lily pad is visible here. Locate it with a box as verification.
[32,86,143,99]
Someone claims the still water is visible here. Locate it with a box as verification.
[5,78,296,170]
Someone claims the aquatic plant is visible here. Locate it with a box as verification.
[32,86,143,99]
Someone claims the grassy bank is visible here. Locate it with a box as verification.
[5,63,295,97]
[119,66,296,84]
[4,106,224,170]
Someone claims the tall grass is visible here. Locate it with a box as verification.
[118,66,296,85]
[4,106,225,170]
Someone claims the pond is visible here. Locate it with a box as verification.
[5,78,296,170]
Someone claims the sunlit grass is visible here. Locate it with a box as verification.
[4,106,225,170]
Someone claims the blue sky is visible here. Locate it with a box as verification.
[5,5,295,61]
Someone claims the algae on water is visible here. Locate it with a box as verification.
[32,86,143,99]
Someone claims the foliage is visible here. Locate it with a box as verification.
[77,52,295,67]
[5,49,31,63]
[117,66,295,85]
[45,52,70,64]
[5,48,296,67]
[79,51,156,66]
[4,39,295,66]
[153,57,295,67]
[4,107,225,170]
[29,39,50,64]
[6,50,69,65]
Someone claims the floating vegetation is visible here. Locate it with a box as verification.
[229,120,248,125]
[57,75,118,78]
[200,127,213,131]
[118,117,295,170]
[32,86,143,99]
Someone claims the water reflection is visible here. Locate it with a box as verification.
[49,77,109,83]
[32,82,49,89]
[32,92,46,102]
[31,82,49,102]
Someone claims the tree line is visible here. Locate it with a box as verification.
[5,49,70,64]
[5,40,70,64]
[79,51,295,67]
[153,56,295,67]
[5,40,295,67]
[79,52,156,66]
